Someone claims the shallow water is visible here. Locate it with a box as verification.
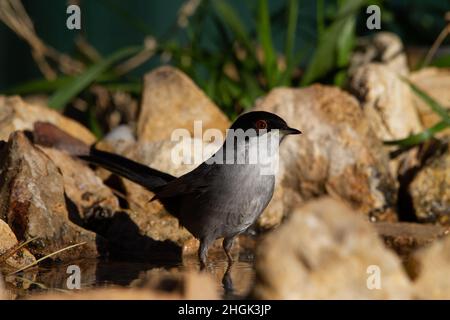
[6,253,255,299]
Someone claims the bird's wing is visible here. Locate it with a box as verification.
[151,163,214,201]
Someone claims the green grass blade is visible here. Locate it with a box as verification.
[301,0,365,86]
[257,0,277,88]
[334,15,356,86]
[88,105,104,139]
[384,121,448,147]
[406,79,450,126]
[48,46,142,110]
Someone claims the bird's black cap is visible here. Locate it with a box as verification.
[229,111,301,135]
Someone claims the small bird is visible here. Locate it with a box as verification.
[35,111,301,266]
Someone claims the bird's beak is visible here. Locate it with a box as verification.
[282,127,302,135]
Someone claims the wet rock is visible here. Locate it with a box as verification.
[0,131,106,260]
[375,222,448,259]
[411,234,450,299]
[409,68,450,137]
[409,141,450,225]
[0,219,36,270]
[0,96,95,144]
[349,32,409,76]
[38,147,119,223]
[349,64,422,143]
[138,66,230,142]
[254,85,398,222]
[252,198,412,299]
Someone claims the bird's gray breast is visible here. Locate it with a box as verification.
[179,162,275,240]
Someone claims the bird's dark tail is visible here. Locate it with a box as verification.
[80,148,175,191]
[33,122,175,192]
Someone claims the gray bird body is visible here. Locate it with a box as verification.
[154,134,276,259]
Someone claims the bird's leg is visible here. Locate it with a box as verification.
[223,236,235,265]
[198,238,211,270]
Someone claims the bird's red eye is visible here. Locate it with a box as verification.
[255,120,268,130]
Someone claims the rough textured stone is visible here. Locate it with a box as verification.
[252,198,412,299]
[349,32,409,76]
[138,66,230,142]
[409,68,450,137]
[349,63,422,142]
[375,222,449,259]
[0,219,36,270]
[254,85,398,222]
[39,147,119,223]
[0,96,95,144]
[0,131,105,260]
[409,141,450,225]
[411,234,450,299]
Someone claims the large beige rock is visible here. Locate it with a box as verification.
[0,131,106,260]
[0,96,95,144]
[409,141,450,225]
[409,68,450,137]
[412,234,450,299]
[252,198,412,299]
[0,219,36,270]
[349,63,422,142]
[138,66,230,142]
[254,85,398,222]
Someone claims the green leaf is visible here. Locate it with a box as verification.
[301,18,345,85]
[48,46,142,110]
[301,0,366,86]
[257,0,277,88]
[336,16,356,67]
